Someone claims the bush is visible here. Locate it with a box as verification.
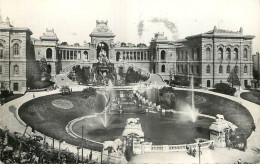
[60,85,71,95]
[214,83,236,96]
[31,80,54,89]
[82,87,97,99]
[245,85,251,90]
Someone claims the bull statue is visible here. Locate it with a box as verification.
[103,138,123,154]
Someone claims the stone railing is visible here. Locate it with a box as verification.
[143,140,215,153]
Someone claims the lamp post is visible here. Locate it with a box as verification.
[198,143,201,164]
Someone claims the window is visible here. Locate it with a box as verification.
[226,66,230,73]
[196,65,200,74]
[177,65,180,73]
[14,65,19,75]
[206,65,210,73]
[244,66,247,73]
[181,65,183,73]
[46,48,52,59]
[226,48,231,60]
[161,65,165,72]
[0,65,2,74]
[219,65,223,73]
[196,47,200,60]
[13,43,19,55]
[218,48,223,60]
[70,51,73,59]
[161,50,165,60]
[0,43,3,59]
[141,52,143,60]
[83,51,88,60]
[206,48,211,60]
[74,51,77,60]
[243,48,248,59]
[234,66,238,73]
[234,48,238,60]
[192,49,195,60]
[190,65,194,74]
[13,83,18,91]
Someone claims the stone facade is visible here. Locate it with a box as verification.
[0,17,37,93]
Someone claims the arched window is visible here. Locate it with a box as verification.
[0,65,2,74]
[13,43,19,55]
[226,65,230,73]
[116,52,120,61]
[196,47,200,59]
[161,50,165,60]
[226,48,231,60]
[206,48,211,60]
[218,48,223,60]
[234,66,238,73]
[161,65,165,72]
[243,48,248,59]
[46,48,52,59]
[234,48,238,60]
[244,65,247,73]
[206,65,210,73]
[83,51,88,59]
[219,65,223,73]
[14,65,19,74]
[0,43,3,59]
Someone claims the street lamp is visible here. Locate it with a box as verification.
[198,143,201,164]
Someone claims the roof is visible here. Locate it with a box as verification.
[89,20,115,37]
[151,32,169,43]
[0,17,33,35]
[185,26,255,39]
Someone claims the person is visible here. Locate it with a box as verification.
[237,159,242,164]
[193,148,196,157]
[252,123,256,132]
[33,93,35,98]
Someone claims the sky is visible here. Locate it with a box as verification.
[1,0,260,53]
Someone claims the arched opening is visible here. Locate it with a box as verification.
[218,48,223,60]
[196,47,200,59]
[161,50,166,60]
[206,48,211,60]
[46,48,52,59]
[234,48,239,60]
[227,65,230,73]
[243,48,248,59]
[47,64,52,74]
[161,65,165,72]
[84,51,88,60]
[207,80,211,87]
[219,65,223,73]
[226,48,231,60]
[13,43,19,55]
[116,52,120,61]
[196,65,200,74]
[0,43,3,58]
[190,65,194,74]
[97,42,109,59]
[206,65,210,73]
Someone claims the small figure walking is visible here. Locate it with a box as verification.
[252,123,256,132]
[237,159,242,164]
[33,93,35,98]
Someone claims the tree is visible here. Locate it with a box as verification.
[82,87,97,99]
[60,42,68,46]
[60,85,71,95]
[227,68,240,87]
[120,42,126,47]
[39,58,50,81]
[74,43,80,47]
[214,83,236,96]
[137,43,147,48]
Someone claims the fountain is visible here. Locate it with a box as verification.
[189,75,199,122]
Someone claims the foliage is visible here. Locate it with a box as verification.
[30,80,54,89]
[214,83,236,96]
[227,68,240,87]
[158,87,176,109]
[26,75,34,88]
[82,87,97,99]
[125,67,149,84]
[71,66,91,84]
[120,42,126,47]
[73,43,80,47]
[59,85,71,95]
[39,58,51,81]
[60,42,68,46]
[137,43,147,47]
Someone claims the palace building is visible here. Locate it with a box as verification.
[0,18,255,93]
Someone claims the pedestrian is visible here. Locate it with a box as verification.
[237,159,242,164]
[33,93,35,98]
[252,123,256,132]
